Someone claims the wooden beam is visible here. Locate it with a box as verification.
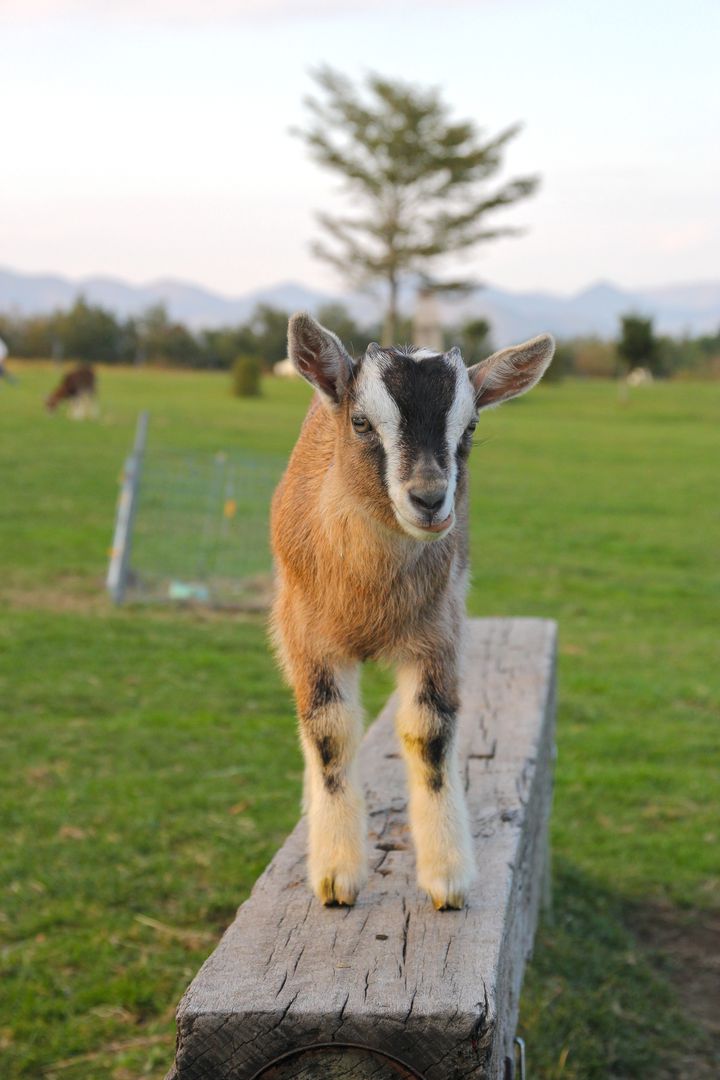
[166,618,557,1080]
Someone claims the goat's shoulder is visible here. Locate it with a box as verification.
[271,396,332,548]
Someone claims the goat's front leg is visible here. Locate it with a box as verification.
[294,660,367,906]
[396,654,475,909]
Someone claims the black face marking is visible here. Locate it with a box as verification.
[456,422,476,461]
[379,351,457,481]
[363,434,387,490]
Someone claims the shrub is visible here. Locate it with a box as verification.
[617,313,663,375]
[543,340,574,382]
[232,355,262,397]
[572,338,618,378]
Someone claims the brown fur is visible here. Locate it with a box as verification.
[270,316,554,908]
[271,394,468,679]
[46,365,96,411]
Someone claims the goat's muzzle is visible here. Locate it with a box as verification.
[407,485,447,515]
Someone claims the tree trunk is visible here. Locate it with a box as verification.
[382,274,398,346]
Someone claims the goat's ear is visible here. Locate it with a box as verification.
[287,312,354,406]
[467,333,555,411]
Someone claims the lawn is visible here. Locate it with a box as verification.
[1,363,718,1079]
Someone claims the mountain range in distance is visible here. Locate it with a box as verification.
[1,265,719,348]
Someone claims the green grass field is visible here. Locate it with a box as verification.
[1,364,718,1079]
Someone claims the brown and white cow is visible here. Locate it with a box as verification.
[46,365,98,418]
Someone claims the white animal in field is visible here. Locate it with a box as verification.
[271,314,554,910]
[273,358,297,378]
[626,366,654,387]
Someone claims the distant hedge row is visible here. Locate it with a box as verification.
[2,296,718,379]
[0,297,379,372]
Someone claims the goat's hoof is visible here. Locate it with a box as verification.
[317,872,358,907]
[317,872,362,907]
[421,868,473,911]
[430,886,466,911]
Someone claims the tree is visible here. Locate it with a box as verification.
[543,340,574,382]
[617,314,661,375]
[455,317,493,366]
[201,326,257,370]
[0,312,58,359]
[232,355,263,397]
[58,296,121,363]
[250,304,293,370]
[294,66,539,344]
[137,304,202,367]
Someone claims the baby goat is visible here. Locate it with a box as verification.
[271,314,554,910]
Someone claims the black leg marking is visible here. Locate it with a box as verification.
[417,669,459,722]
[302,668,346,794]
[422,734,447,792]
[310,666,341,713]
[315,735,343,794]
[316,734,336,768]
[415,668,459,792]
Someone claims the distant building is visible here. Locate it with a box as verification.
[412,288,444,352]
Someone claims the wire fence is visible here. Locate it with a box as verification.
[124,447,285,608]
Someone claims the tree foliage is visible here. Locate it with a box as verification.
[454,317,493,366]
[2,298,719,379]
[294,66,539,343]
[617,314,661,375]
[232,355,262,397]
[0,299,378,370]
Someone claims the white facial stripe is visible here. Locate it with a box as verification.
[354,354,404,497]
[445,356,476,447]
[435,355,476,519]
[412,348,442,361]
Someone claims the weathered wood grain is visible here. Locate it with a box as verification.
[167,618,557,1080]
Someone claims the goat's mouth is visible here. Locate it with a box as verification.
[393,506,455,541]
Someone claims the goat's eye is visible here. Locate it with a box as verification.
[465,419,477,437]
[352,415,372,434]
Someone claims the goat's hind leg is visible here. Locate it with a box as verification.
[294,659,367,906]
[396,652,475,909]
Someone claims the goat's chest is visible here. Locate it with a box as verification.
[314,545,454,659]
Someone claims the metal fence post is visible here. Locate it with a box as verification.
[107,411,149,604]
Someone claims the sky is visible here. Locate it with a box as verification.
[1,0,718,298]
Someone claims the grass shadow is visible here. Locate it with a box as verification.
[519,859,719,1078]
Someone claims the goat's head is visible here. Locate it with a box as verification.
[288,313,554,542]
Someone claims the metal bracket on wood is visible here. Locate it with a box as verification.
[106,410,148,604]
[504,1037,527,1080]
[248,1043,427,1079]
[515,1037,527,1080]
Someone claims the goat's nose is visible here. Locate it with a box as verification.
[408,487,447,514]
